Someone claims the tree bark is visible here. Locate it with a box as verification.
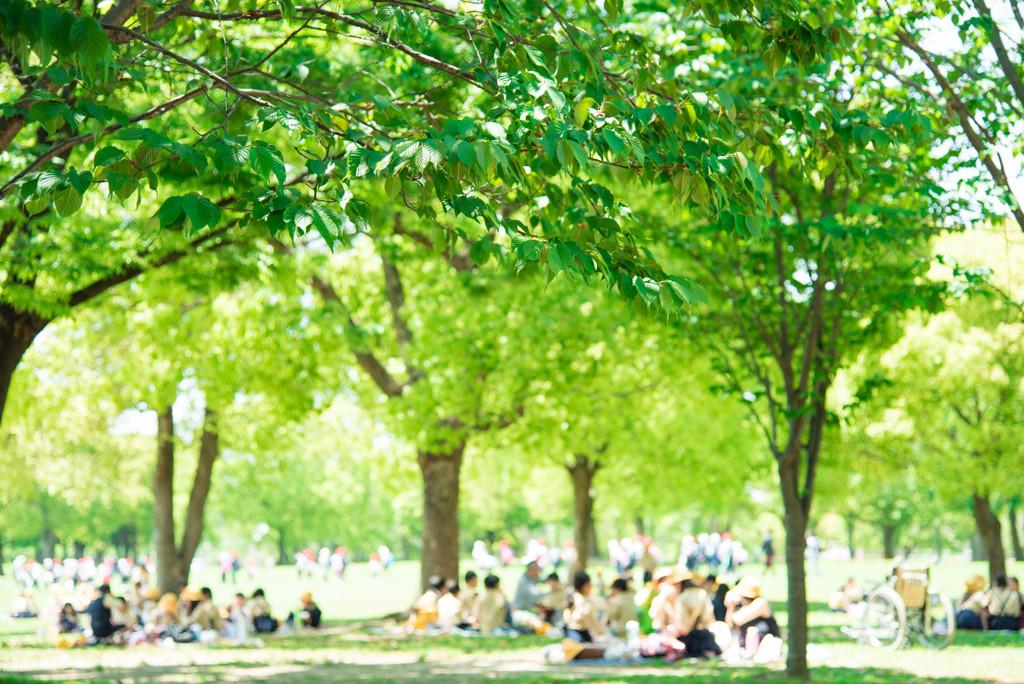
[74,541,85,558]
[881,524,898,559]
[176,408,218,581]
[844,514,856,559]
[1008,502,1022,561]
[972,493,1006,579]
[779,455,810,679]
[40,527,56,560]
[567,454,600,576]
[634,516,644,537]
[277,527,289,565]
[0,305,49,426]
[417,442,464,592]
[154,405,180,593]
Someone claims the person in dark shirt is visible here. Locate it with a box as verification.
[86,584,116,639]
[299,591,321,628]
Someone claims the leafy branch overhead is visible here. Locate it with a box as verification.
[1,0,850,313]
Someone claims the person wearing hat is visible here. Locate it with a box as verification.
[183,587,224,634]
[675,572,721,658]
[724,577,780,649]
[299,591,322,628]
[140,586,162,625]
[149,593,182,635]
[956,575,988,629]
[649,567,686,634]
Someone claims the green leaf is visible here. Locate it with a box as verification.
[567,140,588,167]
[157,196,183,227]
[67,169,92,194]
[672,169,693,204]
[385,175,402,199]
[53,185,82,218]
[180,193,221,233]
[574,97,596,126]
[250,143,287,184]
[214,143,250,172]
[456,141,476,167]
[415,139,446,170]
[311,205,343,244]
[603,129,625,156]
[764,41,785,76]
[93,146,125,167]
[691,176,711,209]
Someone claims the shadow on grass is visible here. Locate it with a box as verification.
[0,662,1019,684]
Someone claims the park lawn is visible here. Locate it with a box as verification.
[1,558,1022,682]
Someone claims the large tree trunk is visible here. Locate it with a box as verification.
[153,405,220,592]
[881,524,897,559]
[779,451,810,680]
[40,528,56,559]
[972,493,1006,579]
[154,405,180,593]
[417,442,464,592]
[74,541,85,558]
[1008,502,1022,562]
[567,454,600,576]
[0,306,48,427]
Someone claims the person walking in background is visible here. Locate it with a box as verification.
[761,531,774,574]
[805,531,821,578]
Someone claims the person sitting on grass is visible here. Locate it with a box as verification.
[111,596,138,633]
[605,578,637,637]
[10,589,39,618]
[459,572,479,627]
[86,584,117,641]
[58,602,80,633]
[540,573,567,627]
[436,580,463,628]
[183,587,224,634]
[411,575,446,629]
[1010,578,1024,630]
[148,593,181,636]
[956,575,988,630]
[564,571,607,643]
[984,573,1021,631]
[724,577,780,651]
[477,575,510,634]
[828,578,864,613]
[248,588,278,633]
[299,591,322,628]
[675,572,721,658]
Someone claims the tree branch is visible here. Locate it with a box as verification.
[972,0,1024,112]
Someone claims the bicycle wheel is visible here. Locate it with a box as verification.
[917,592,956,650]
[863,587,906,649]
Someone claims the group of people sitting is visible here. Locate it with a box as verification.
[409,561,780,662]
[53,582,322,646]
[956,573,1023,631]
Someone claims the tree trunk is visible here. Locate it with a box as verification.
[0,305,49,427]
[779,456,810,680]
[634,516,644,537]
[175,408,218,582]
[154,405,181,593]
[567,454,600,576]
[277,527,289,565]
[40,527,56,559]
[881,524,897,559]
[74,541,85,558]
[417,442,464,592]
[844,514,856,559]
[972,493,1006,579]
[1008,502,1022,562]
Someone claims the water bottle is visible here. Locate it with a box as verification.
[745,626,760,656]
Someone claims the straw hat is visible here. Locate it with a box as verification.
[144,587,162,601]
[158,593,179,613]
[653,567,674,583]
[664,566,694,585]
[735,577,762,600]
[299,591,313,603]
[964,575,986,594]
[180,586,202,602]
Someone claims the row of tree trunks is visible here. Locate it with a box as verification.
[972,493,1006,579]
[153,404,220,594]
